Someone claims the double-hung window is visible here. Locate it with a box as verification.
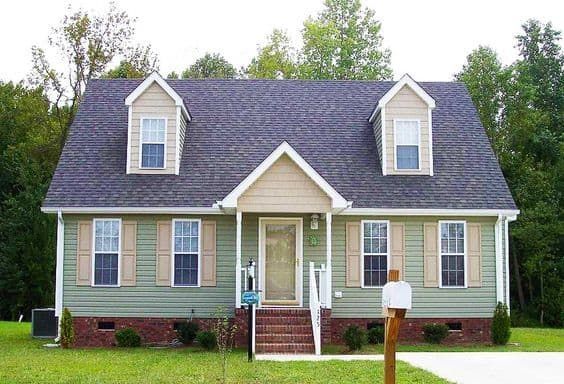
[93,219,121,286]
[140,118,166,168]
[395,120,420,170]
[440,221,466,288]
[362,221,389,287]
[173,220,200,287]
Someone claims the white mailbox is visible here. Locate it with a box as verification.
[382,281,412,310]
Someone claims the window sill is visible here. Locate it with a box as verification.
[171,285,200,288]
[91,285,120,288]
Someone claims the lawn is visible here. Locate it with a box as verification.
[0,322,448,384]
[323,327,564,354]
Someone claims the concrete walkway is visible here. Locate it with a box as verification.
[398,352,564,384]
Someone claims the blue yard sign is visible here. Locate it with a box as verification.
[242,291,259,305]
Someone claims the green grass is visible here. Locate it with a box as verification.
[324,327,564,354]
[0,322,448,384]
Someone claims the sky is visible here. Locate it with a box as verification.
[0,0,562,83]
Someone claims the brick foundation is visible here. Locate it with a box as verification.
[72,314,491,347]
[330,317,492,344]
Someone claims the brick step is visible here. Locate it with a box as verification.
[256,333,313,343]
[256,342,315,354]
[256,316,311,325]
[256,325,312,334]
[256,309,310,317]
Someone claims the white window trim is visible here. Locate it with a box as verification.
[91,218,122,288]
[171,218,202,288]
[139,117,168,170]
[438,220,468,289]
[360,220,390,288]
[393,119,422,171]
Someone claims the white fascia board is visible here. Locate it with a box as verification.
[41,206,224,215]
[125,72,191,120]
[340,208,520,217]
[368,73,436,123]
[219,141,350,209]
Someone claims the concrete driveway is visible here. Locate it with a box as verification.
[398,352,564,384]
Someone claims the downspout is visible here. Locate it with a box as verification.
[55,210,65,337]
[494,214,504,304]
[504,217,511,314]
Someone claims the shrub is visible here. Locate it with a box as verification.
[176,321,199,345]
[196,331,217,350]
[59,307,74,348]
[212,306,238,384]
[343,325,367,351]
[115,328,141,347]
[422,323,449,344]
[492,302,511,345]
[367,325,385,344]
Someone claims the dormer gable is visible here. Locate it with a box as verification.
[369,74,435,176]
[125,72,190,175]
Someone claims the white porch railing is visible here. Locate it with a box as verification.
[309,262,321,355]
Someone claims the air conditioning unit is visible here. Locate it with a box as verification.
[31,308,58,338]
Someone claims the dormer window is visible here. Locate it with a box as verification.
[140,118,166,169]
[394,119,420,170]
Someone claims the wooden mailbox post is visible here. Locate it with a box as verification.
[382,270,412,384]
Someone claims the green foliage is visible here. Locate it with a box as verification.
[59,308,74,348]
[246,29,297,79]
[102,46,159,79]
[182,53,237,79]
[492,302,512,345]
[299,0,392,80]
[176,321,199,345]
[367,325,385,344]
[196,330,217,350]
[115,328,141,347]
[0,82,58,321]
[343,325,367,351]
[422,323,449,344]
[457,20,563,327]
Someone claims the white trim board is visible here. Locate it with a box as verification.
[340,208,520,217]
[218,141,350,210]
[125,72,190,120]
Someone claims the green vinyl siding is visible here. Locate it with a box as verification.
[63,214,236,318]
[331,216,498,318]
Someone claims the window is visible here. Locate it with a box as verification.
[93,219,120,286]
[362,221,389,287]
[173,220,200,286]
[395,120,420,170]
[140,118,166,168]
[440,221,466,287]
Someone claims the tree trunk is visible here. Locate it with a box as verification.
[511,241,526,310]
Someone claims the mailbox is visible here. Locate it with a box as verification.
[382,281,412,310]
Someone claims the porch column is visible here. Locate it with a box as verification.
[326,212,332,309]
[235,211,242,308]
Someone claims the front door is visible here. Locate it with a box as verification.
[259,218,302,306]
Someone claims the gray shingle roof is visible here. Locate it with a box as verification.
[43,78,516,210]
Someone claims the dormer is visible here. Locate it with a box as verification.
[125,72,191,175]
[369,74,436,176]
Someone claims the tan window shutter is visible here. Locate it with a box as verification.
[76,221,92,286]
[467,223,482,287]
[156,221,172,286]
[121,221,137,286]
[201,220,217,287]
[390,223,405,280]
[346,221,362,287]
[423,223,439,287]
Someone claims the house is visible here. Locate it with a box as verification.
[42,72,518,353]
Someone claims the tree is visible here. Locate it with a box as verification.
[167,71,180,79]
[457,20,563,326]
[103,45,159,78]
[299,0,392,80]
[0,82,58,320]
[455,46,506,152]
[181,53,237,79]
[246,29,297,79]
[30,3,151,143]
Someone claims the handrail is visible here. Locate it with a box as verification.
[309,262,321,355]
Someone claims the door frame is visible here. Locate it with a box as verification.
[258,217,303,307]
